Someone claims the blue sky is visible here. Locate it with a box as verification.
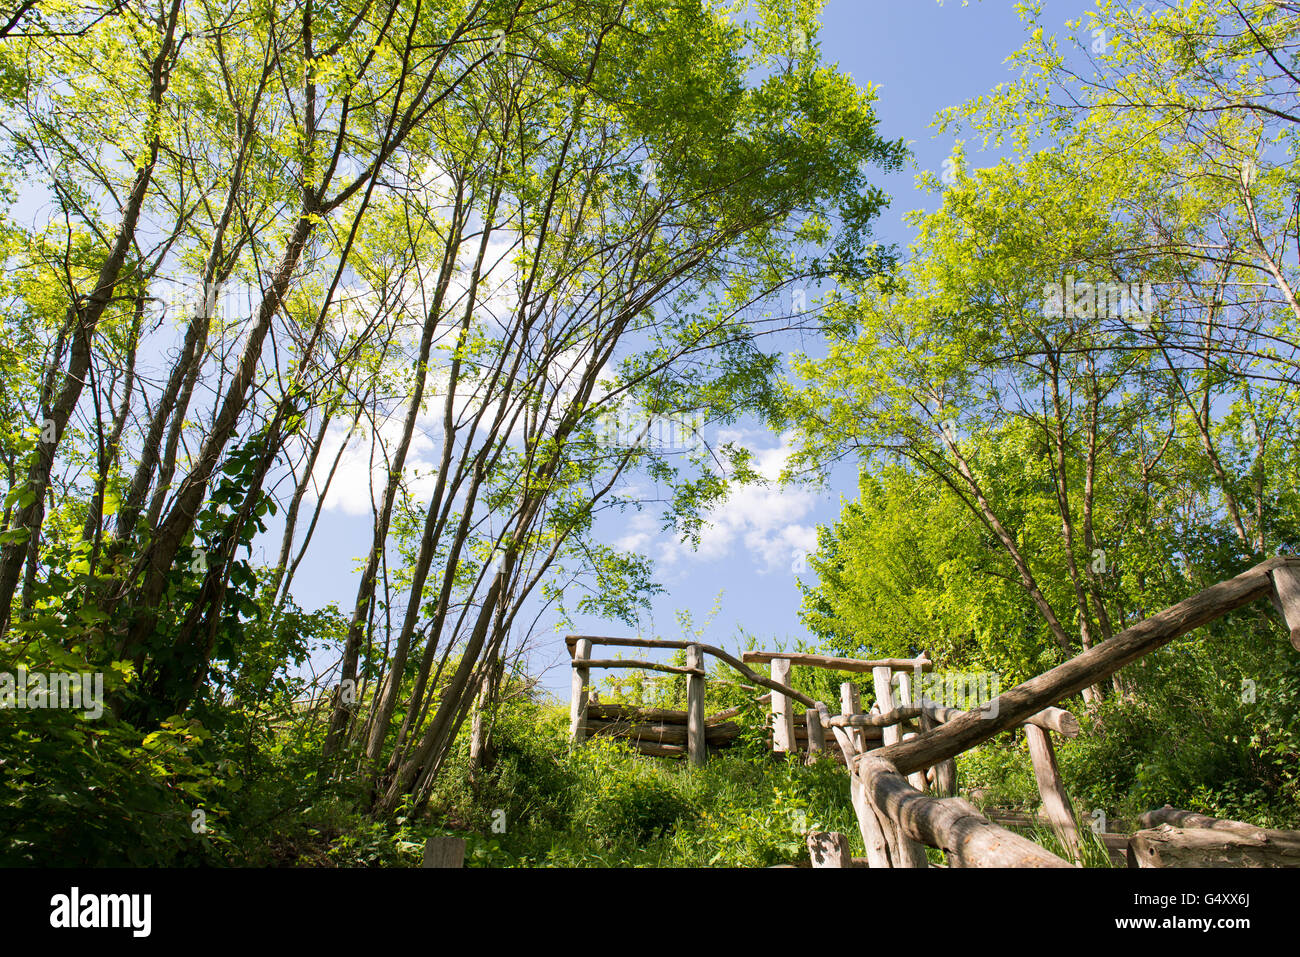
[276,0,1099,698]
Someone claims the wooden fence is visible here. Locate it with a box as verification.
[829,555,1300,867]
[566,555,1300,867]
[566,634,801,765]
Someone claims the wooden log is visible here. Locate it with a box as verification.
[867,668,927,868]
[920,695,957,796]
[840,681,865,752]
[686,643,706,767]
[1127,823,1300,868]
[1024,724,1082,865]
[799,719,886,737]
[565,634,693,654]
[1136,805,1271,837]
[921,699,1080,737]
[565,636,814,707]
[585,703,689,724]
[874,557,1290,776]
[586,718,742,745]
[422,836,466,868]
[1269,563,1300,650]
[805,707,826,760]
[857,756,1073,868]
[872,667,901,748]
[585,719,689,744]
[702,644,814,708]
[743,650,933,673]
[574,659,704,676]
[1098,832,1129,866]
[894,672,929,792]
[806,831,852,868]
[569,637,592,744]
[631,740,688,758]
[984,808,1052,828]
[703,721,741,743]
[771,658,796,754]
[820,702,891,869]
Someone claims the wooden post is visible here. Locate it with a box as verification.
[804,708,825,760]
[806,831,852,868]
[840,680,863,751]
[686,643,706,767]
[857,756,1072,868]
[771,657,796,753]
[422,836,466,868]
[872,667,900,746]
[569,637,592,744]
[894,671,929,791]
[1128,823,1300,867]
[1270,563,1300,650]
[870,666,928,867]
[823,713,892,869]
[1024,723,1082,865]
[921,704,958,796]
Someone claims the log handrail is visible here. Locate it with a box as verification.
[867,556,1297,777]
[920,698,1080,738]
[565,635,815,708]
[741,650,933,673]
[822,706,921,728]
[572,659,704,676]
[857,756,1073,868]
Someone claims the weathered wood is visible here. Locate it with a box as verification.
[1024,724,1082,865]
[873,558,1289,776]
[821,702,891,869]
[565,634,693,654]
[686,643,706,767]
[984,808,1054,828]
[1127,823,1300,868]
[921,698,1080,737]
[743,650,932,673]
[1269,563,1300,650]
[806,831,852,868]
[771,658,796,753]
[805,707,826,759]
[803,718,887,737]
[858,756,1073,868]
[586,718,741,745]
[1136,805,1270,836]
[872,667,901,747]
[629,740,689,758]
[894,672,929,791]
[566,635,814,707]
[867,668,927,868]
[585,719,688,744]
[586,703,689,724]
[840,681,863,751]
[422,836,466,868]
[574,659,704,676]
[919,697,957,796]
[569,637,592,744]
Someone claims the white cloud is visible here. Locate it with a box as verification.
[649,430,824,574]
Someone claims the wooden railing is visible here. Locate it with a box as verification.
[565,556,1300,866]
[833,555,1300,867]
[565,634,810,765]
